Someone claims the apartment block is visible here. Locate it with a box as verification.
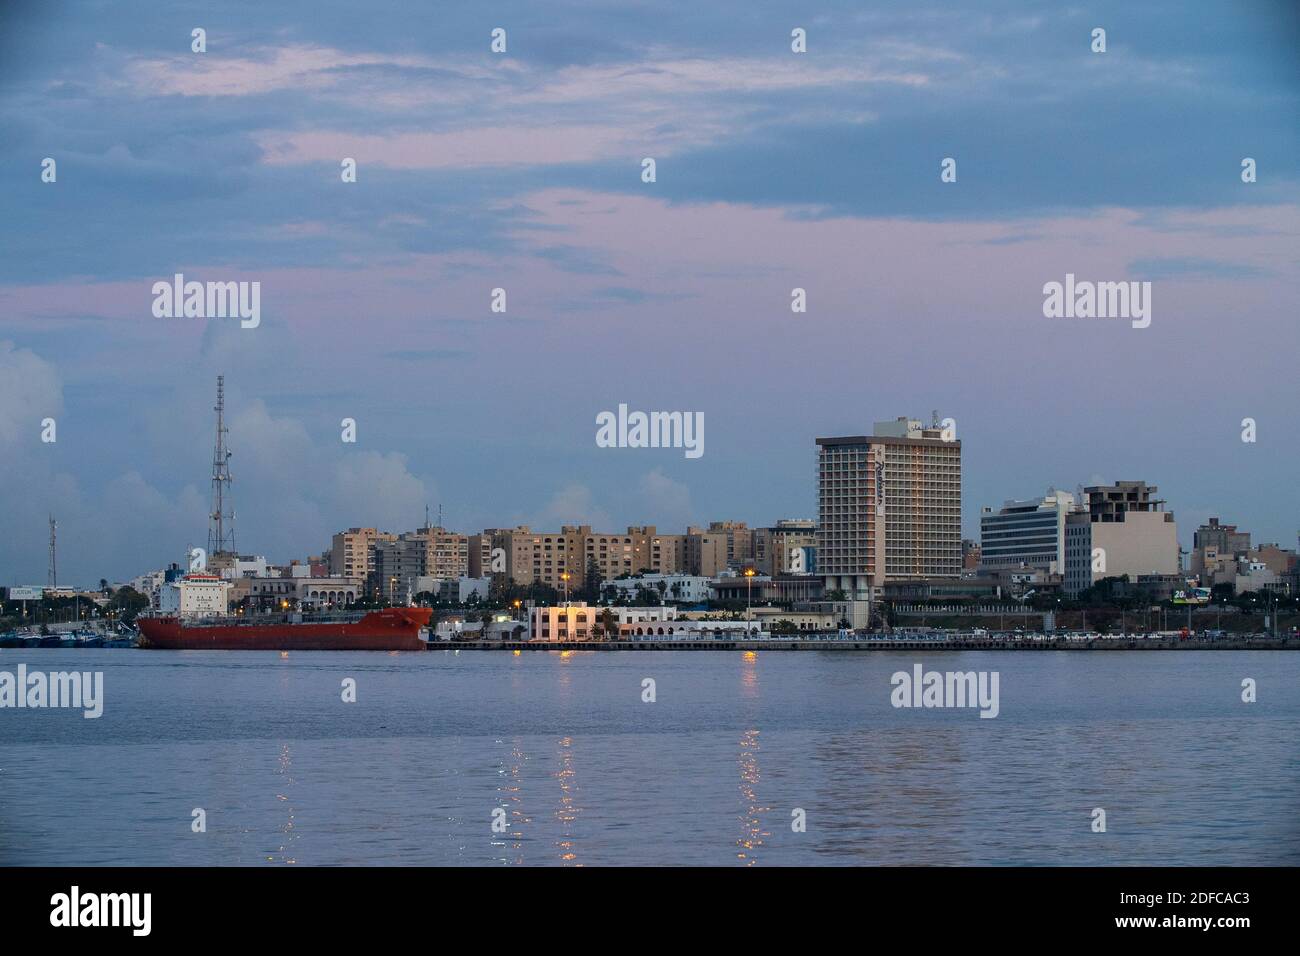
[1062,481,1178,596]
[682,521,755,576]
[329,527,396,586]
[754,519,818,575]
[491,525,683,589]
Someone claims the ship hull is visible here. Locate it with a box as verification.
[138,608,432,651]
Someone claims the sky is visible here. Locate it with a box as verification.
[1,0,1297,585]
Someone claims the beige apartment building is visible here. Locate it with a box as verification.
[372,527,470,598]
[1062,481,1179,596]
[467,533,496,577]
[682,521,756,576]
[489,525,684,590]
[415,526,470,578]
[817,417,962,600]
[754,519,817,575]
[329,527,396,585]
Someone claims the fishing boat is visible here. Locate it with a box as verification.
[74,628,104,648]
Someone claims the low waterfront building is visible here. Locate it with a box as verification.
[297,576,364,609]
[528,603,677,641]
[159,573,231,618]
[749,607,837,630]
[414,575,491,604]
[709,573,824,604]
[794,598,873,629]
[604,573,714,604]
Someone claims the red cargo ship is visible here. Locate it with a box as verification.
[138,607,433,651]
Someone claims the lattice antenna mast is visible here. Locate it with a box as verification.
[207,375,236,556]
[48,515,57,587]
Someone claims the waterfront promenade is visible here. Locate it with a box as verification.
[441,634,1297,652]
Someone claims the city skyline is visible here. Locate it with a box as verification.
[1,0,1297,583]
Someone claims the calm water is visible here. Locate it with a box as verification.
[1,648,1297,866]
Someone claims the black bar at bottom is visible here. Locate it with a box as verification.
[0,866,1287,941]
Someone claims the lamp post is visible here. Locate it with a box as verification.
[744,568,756,626]
[560,572,570,606]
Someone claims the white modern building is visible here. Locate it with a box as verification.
[415,575,492,603]
[528,603,677,641]
[298,577,363,608]
[980,490,1075,575]
[605,574,713,603]
[159,573,232,618]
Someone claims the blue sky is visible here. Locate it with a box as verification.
[1,0,1297,583]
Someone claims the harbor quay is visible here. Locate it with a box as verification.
[439,633,1299,652]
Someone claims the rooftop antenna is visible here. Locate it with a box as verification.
[207,375,236,556]
[48,514,57,587]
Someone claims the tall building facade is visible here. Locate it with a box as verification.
[979,490,1075,575]
[373,527,471,597]
[754,519,817,575]
[329,527,395,586]
[682,521,754,576]
[817,416,962,599]
[1063,481,1178,596]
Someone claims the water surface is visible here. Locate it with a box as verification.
[1,649,1296,865]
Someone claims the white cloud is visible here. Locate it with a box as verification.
[0,340,62,446]
[535,483,613,530]
[637,468,694,528]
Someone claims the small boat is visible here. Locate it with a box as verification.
[103,636,136,648]
[38,633,63,648]
[57,632,78,648]
[75,629,104,648]
[19,630,41,648]
[0,631,22,649]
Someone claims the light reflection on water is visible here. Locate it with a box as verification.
[1,649,1298,866]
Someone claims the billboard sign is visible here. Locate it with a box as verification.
[7,586,43,601]
[1172,587,1211,605]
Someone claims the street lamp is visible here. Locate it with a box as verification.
[560,572,570,606]
[744,568,756,627]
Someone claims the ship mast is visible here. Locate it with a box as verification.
[207,375,236,557]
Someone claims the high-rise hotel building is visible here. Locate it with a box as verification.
[816,417,962,599]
